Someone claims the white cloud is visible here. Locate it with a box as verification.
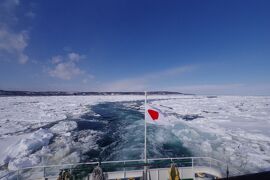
[48,52,86,80]
[82,79,88,84]
[49,61,83,80]
[0,0,30,64]
[0,28,29,64]
[102,65,196,91]
[51,55,63,64]
[18,53,29,64]
[68,52,83,62]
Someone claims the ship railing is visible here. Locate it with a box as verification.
[0,156,241,179]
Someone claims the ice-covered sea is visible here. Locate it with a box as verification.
[0,95,269,176]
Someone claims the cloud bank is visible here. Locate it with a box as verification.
[0,0,30,64]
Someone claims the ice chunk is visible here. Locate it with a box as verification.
[60,151,80,164]
[0,129,53,170]
[201,141,212,152]
[8,154,41,170]
[7,129,53,158]
[50,121,77,134]
[0,134,28,165]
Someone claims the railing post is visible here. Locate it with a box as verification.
[17,170,19,180]
[192,158,195,180]
[43,166,46,178]
[226,164,229,178]
[70,165,74,180]
[124,161,126,178]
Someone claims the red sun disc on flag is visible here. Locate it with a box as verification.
[148,109,159,120]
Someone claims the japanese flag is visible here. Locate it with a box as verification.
[145,104,167,125]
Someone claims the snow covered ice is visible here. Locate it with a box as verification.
[150,96,270,173]
[0,95,165,171]
[0,95,269,176]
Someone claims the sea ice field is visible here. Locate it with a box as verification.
[0,95,269,176]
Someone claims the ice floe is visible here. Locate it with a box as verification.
[50,121,78,135]
[0,95,269,174]
[1,128,53,170]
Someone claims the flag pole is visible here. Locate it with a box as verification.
[144,91,147,179]
[144,91,147,163]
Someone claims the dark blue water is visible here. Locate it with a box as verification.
[77,101,191,162]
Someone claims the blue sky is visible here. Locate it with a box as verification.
[0,0,270,95]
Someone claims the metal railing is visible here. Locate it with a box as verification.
[0,157,241,179]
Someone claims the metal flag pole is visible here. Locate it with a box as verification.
[144,91,148,179]
[144,91,147,162]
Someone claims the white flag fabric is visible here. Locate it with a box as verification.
[145,104,168,125]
